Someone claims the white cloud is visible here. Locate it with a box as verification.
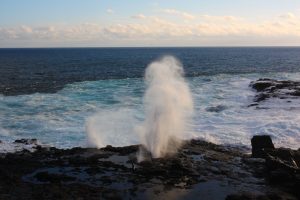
[20,25,33,33]
[106,9,114,14]
[1,12,300,46]
[161,9,195,20]
[201,15,242,22]
[131,14,146,19]
[279,12,296,20]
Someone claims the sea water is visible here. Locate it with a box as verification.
[0,48,299,151]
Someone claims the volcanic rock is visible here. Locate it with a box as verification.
[0,138,298,199]
[249,78,300,103]
[251,135,275,158]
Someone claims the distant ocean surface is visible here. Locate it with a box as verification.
[0,47,300,151]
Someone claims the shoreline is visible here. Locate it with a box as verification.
[0,78,299,199]
[0,137,299,200]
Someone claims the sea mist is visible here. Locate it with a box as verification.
[137,56,193,158]
[86,56,193,158]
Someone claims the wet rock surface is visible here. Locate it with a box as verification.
[0,139,299,200]
[249,78,300,104]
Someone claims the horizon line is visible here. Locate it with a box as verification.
[1,45,300,49]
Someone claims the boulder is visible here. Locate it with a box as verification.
[251,135,274,158]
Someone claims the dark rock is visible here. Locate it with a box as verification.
[265,148,299,171]
[263,148,300,194]
[102,190,122,200]
[251,79,274,91]
[101,144,139,155]
[0,138,298,199]
[254,93,270,102]
[248,103,259,107]
[14,138,38,145]
[35,171,76,183]
[268,169,293,184]
[226,193,284,200]
[294,174,300,198]
[226,193,259,200]
[260,147,300,199]
[206,105,227,112]
[249,79,300,104]
[294,150,300,167]
[251,135,275,158]
[34,145,43,151]
[290,91,300,96]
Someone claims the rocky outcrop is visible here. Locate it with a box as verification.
[249,78,300,103]
[251,135,275,158]
[250,135,300,199]
[13,139,38,145]
[0,138,298,199]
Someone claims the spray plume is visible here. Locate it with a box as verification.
[137,56,193,158]
[86,56,193,158]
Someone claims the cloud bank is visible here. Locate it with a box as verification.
[1,11,300,47]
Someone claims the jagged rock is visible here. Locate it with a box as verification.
[251,135,275,158]
[260,147,300,199]
[251,79,274,91]
[0,139,298,199]
[265,148,299,171]
[14,138,38,145]
[249,79,300,103]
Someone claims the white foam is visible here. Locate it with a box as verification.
[86,108,140,148]
[0,140,40,154]
[0,71,300,152]
[189,73,300,149]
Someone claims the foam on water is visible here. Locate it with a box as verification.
[189,73,300,148]
[0,72,300,152]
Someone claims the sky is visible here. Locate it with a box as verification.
[1,0,300,47]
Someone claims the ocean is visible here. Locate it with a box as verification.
[0,47,300,151]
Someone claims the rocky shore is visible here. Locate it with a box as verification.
[0,78,299,200]
[0,137,299,200]
[249,78,300,107]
